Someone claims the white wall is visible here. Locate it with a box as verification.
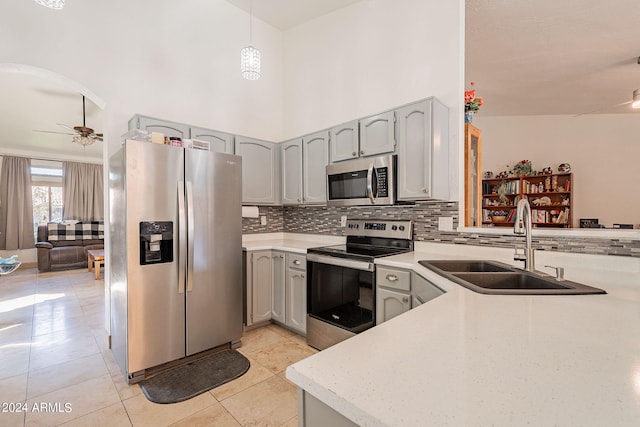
[0,0,285,157]
[474,114,640,227]
[283,0,464,199]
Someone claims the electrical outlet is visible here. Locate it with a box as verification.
[340,216,348,227]
[260,215,267,226]
[438,216,454,231]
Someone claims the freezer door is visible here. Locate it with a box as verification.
[125,141,186,373]
[185,149,243,355]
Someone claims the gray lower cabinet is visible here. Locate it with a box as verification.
[329,120,359,163]
[246,250,273,326]
[271,252,286,324]
[359,110,396,158]
[236,136,280,205]
[302,131,329,204]
[281,139,303,205]
[376,266,444,325]
[396,98,450,201]
[129,115,190,139]
[285,253,307,334]
[190,126,234,154]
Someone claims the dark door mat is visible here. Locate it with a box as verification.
[139,349,250,404]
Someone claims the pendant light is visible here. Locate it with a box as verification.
[33,0,65,10]
[241,0,261,80]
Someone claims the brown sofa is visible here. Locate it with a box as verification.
[35,223,104,272]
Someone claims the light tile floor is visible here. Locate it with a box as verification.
[0,267,317,426]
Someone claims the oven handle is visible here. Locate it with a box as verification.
[366,161,375,204]
[307,253,374,272]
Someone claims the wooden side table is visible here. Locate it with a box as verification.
[88,249,105,280]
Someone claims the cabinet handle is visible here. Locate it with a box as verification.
[402,297,409,303]
[360,150,364,155]
[293,260,301,265]
[297,198,301,203]
[301,274,305,279]
[423,188,428,193]
[279,255,284,259]
[352,151,357,156]
[386,274,398,282]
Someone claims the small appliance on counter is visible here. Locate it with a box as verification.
[305,218,413,350]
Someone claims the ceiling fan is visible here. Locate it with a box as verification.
[33,95,103,146]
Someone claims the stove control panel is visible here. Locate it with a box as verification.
[345,219,412,240]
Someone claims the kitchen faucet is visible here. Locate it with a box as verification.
[513,198,535,271]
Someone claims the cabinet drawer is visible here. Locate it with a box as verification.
[377,267,410,291]
[287,253,306,270]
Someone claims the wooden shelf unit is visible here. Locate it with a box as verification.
[482,173,573,228]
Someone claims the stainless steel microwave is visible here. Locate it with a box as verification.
[326,154,396,207]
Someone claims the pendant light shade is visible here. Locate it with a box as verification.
[33,0,65,10]
[241,45,261,80]
[241,0,261,80]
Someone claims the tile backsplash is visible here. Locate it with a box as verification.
[243,201,640,257]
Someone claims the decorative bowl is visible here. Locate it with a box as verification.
[492,215,507,223]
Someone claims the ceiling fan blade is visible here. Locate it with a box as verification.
[574,100,633,117]
[33,129,76,136]
[56,123,77,132]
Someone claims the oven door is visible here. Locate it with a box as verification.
[306,254,375,337]
[326,155,395,206]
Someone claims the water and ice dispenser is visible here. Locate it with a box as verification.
[139,221,173,265]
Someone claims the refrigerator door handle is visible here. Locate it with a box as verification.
[186,180,195,292]
[178,180,186,294]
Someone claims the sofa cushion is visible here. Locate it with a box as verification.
[47,221,104,241]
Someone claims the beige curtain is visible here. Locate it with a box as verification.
[62,162,104,221]
[0,156,35,250]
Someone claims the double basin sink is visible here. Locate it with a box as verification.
[418,260,606,295]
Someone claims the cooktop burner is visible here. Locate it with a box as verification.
[307,219,413,262]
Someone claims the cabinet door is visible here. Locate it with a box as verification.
[376,287,410,325]
[130,115,190,139]
[281,139,303,205]
[236,137,280,205]
[190,126,235,154]
[329,120,359,163]
[302,131,329,204]
[396,100,431,200]
[272,252,286,323]
[251,251,272,324]
[411,272,444,304]
[359,111,395,158]
[286,267,307,334]
[396,98,450,201]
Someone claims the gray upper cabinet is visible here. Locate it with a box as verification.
[129,115,190,139]
[281,139,303,205]
[329,120,359,163]
[190,127,234,154]
[302,131,329,204]
[358,111,396,158]
[236,136,280,205]
[396,98,450,201]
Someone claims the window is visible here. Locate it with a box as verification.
[31,160,63,238]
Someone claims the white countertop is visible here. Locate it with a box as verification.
[286,241,640,427]
[242,232,345,254]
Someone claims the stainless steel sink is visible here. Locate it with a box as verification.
[418,260,607,295]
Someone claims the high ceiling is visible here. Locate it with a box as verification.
[466,0,640,116]
[2,0,639,163]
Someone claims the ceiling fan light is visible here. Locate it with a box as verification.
[33,0,65,10]
[632,89,640,109]
[72,135,94,147]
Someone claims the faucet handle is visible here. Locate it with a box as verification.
[514,248,526,262]
[544,265,565,280]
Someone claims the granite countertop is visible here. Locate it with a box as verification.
[286,243,640,427]
[242,232,345,254]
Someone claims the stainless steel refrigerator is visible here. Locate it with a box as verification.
[109,140,242,383]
